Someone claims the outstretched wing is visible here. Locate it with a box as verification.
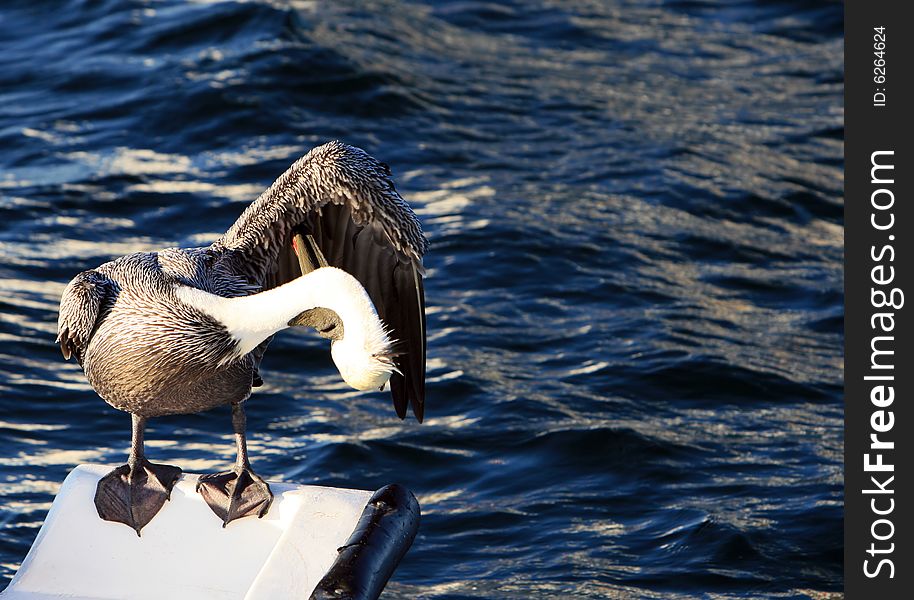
[57,270,117,364]
[216,141,428,422]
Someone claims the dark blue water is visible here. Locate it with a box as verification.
[0,1,843,597]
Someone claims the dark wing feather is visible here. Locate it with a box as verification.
[392,261,425,420]
[216,141,428,421]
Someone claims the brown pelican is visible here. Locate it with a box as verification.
[56,141,427,534]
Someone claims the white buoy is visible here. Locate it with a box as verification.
[2,465,419,600]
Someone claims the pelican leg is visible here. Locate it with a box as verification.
[94,414,182,536]
[196,402,273,527]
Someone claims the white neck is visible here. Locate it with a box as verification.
[176,267,393,390]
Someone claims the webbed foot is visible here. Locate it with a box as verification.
[94,459,182,536]
[196,467,273,527]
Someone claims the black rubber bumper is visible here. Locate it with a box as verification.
[309,483,421,600]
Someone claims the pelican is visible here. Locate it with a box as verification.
[56,141,427,534]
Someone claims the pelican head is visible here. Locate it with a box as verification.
[312,268,398,391]
[330,320,397,391]
[279,267,398,391]
[272,267,397,391]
